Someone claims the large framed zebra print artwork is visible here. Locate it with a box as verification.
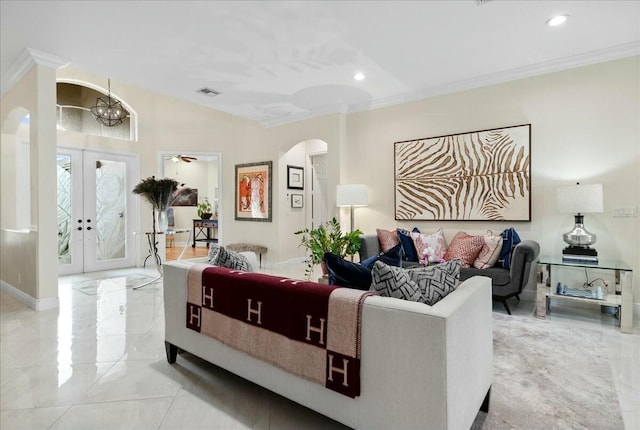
[394,124,531,221]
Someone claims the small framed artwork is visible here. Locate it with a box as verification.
[291,194,303,208]
[235,161,272,222]
[287,165,304,190]
[172,188,198,206]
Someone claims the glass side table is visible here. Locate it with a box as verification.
[536,257,633,333]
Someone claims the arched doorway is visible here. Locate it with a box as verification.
[278,139,328,262]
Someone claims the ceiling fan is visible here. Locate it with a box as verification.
[167,154,198,163]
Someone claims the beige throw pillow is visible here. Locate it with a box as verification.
[473,232,503,269]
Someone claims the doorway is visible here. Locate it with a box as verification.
[160,151,222,261]
[311,154,328,229]
[57,148,137,274]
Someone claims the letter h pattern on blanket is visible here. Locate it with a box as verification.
[184,264,374,398]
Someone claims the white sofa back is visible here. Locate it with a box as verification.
[163,261,493,430]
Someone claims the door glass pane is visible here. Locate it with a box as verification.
[95,159,126,260]
[57,155,72,264]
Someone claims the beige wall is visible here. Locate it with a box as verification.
[343,56,639,301]
[2,55,638,306]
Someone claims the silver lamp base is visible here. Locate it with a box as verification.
[562,214,597,247]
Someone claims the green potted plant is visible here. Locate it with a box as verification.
[197,197,213,219]
[295,217,362,280]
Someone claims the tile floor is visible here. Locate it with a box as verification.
[1,263,638,430]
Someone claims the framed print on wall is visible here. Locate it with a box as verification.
[394,124,531,221]
[291,194,303,208]
[235,161,272,222]
[287,165,304,190]
[171,188,197,206]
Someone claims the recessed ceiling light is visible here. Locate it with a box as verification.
[546,14,569,27]
[353,72,365,81]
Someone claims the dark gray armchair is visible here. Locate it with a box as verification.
[459,240,540,315]
[358,235,540,315]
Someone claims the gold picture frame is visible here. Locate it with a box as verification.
[235,161,272,222]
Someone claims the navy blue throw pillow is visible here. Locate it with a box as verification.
[397,229,419,262]
[496,227,521,269]
[361,243,402,269]
[324,253,372,290]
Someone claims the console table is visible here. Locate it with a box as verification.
[536,257,633,333]
[192,218,218,247]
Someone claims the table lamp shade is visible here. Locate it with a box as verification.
[556,183,603,214]
[336,184,368,207]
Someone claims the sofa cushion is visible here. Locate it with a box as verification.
[376,228,400,252]
[370,259,461,305]
[397,228,420,262]
[411,229,448,261]
[443,232,484,268]
[325,253,372,290]
[473,232,503,269]
[460,267,511,286]
[496,227,521,270]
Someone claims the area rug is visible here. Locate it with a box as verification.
[70,273,159,295]
[472,313,623,429]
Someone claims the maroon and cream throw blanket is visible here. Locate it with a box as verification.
[185,264,374,397]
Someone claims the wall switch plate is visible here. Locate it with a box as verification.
[612,206,638,217]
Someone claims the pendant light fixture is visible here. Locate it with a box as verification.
[90,79,127,127]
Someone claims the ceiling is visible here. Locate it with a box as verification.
[1,1,639,127]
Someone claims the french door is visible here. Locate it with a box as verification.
[57,148,137,274]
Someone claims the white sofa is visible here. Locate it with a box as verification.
[163,260,493,430]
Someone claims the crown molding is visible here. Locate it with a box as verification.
[347,41,640,115]
[1,48,69,97]
[261,42,640,128]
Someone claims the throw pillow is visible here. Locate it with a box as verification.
[324,253,372,290]
[473,232,503,269]
[208,243,221,265]
[496,227,522,270]
[397,228,419,262]
[370,259,461,305]
[216,246,253,272]
[443,232,484,268]
[376,228,400,252]
[411,229,448,261]
[361,243,403,269]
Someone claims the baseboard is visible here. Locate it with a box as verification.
[0,280,59,311]
[264,257,306,270]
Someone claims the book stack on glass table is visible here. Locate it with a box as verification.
[562,245,598,263]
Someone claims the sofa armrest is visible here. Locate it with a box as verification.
[509,240,540,291]
[358,276,493,429]
[358,234,381,261]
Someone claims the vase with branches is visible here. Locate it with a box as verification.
[294,217,362,280]
[133,176,190,233]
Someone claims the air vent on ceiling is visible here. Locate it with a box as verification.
[196,87,220,97]
[475,0,493,5]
